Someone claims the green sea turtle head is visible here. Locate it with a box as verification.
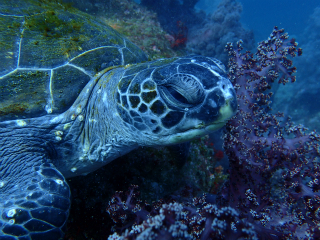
[115,55,237,146]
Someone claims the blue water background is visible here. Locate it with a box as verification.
[196,0,319,41]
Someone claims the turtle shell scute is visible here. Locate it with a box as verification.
[0,0,147,121]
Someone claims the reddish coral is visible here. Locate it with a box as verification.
[214,150,224,160]
[171,21,188,49]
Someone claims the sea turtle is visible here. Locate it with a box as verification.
[0,0,237,239]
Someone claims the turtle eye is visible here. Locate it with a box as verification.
[160,85,193,108]
[167,86,190,105]
[159,74,205,109]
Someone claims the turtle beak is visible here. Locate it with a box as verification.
[219,89,238,121]
[162,91,237,145]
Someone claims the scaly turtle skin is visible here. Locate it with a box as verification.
[0,0,237,239]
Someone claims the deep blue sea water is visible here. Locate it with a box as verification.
[195,0,320,40]
[238,0,320,41]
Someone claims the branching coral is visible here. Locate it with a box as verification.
[223,26,320,239]
[107,186,257,240]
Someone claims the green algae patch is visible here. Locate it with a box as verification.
[0,69,50,121]
[52,65,91,113]
[1,0,144,70]
[118,76,133,93]
[142,80,156,90]
[142,91,157,103]
[0,15,24,76]
[0,0,76,16]
[129,83,141,94]
[20,10,95,68]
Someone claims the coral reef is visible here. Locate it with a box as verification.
[187,0,254,65]
[63,0,186,59]
[100,0,187,59]
[104,27,320,239]
[107,187,257,240]
[187,135,228,194]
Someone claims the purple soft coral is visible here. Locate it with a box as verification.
[224,26,320,239]
[107,188,257,240]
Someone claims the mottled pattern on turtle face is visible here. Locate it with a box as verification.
[116,56,237,137]
[0,0,147,122]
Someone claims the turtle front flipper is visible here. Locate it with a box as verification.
[0,153,70,239]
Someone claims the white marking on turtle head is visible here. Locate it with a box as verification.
[45,105,53,114]
[64,123,72,130]
[211,58,226,72]
[89,118,97,123]
[101,151,107,156]
[50,114,63,123]
[55,131,63,136]
[218,79,234,100]
[76,106,82,114]
[70,167,77,172]
[101,146,112,157]
[55,136,62,141]
[55,179,63,185]
[78,115,84,121]
[209,68,220,77]
[209,99,217,108]
[103,93,107,103]
[7,209,16,218]
[16,120,27,127]
[8,219,15,224]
